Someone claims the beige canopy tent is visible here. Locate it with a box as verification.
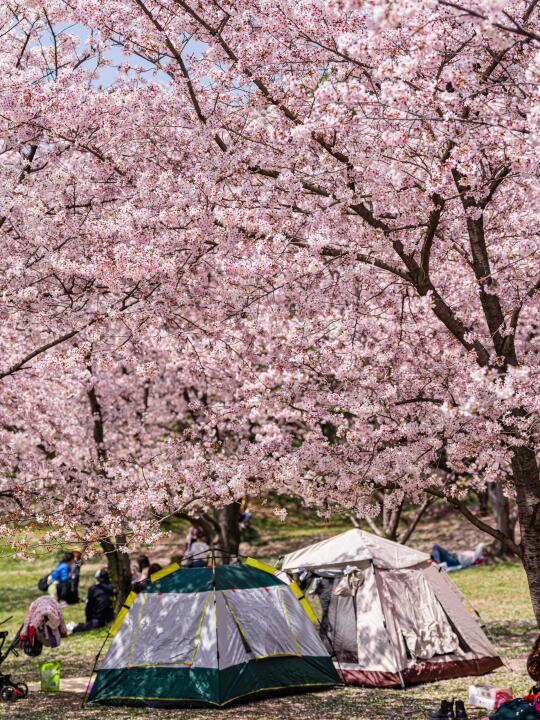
[282,529,503,687]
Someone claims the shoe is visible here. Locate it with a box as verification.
[426,699,454,719]
[454,700,468,720]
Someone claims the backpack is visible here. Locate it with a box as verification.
[37,575,49,593]
[23,636,43,657]
[491,699,540,720]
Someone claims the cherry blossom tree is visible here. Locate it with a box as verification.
[2,1,540,621]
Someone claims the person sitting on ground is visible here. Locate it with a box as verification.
[50,552,74,603]
[431,542,486,569]
[131,555,150,586]
[72,569,115,633]
[182,530,210,568]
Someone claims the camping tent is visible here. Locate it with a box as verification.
[88,559,341,708]
[282,529,503,687]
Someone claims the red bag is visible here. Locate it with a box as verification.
[496,691,513,709]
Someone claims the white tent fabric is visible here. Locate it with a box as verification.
[282,529,429,571]
[346,564,397,672]
[378,569,460,660]
[102,592,217,670]
[102,585,329,672]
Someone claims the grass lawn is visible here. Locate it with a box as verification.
[0,518,536,719]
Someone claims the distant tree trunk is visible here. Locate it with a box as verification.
[488,481,516,558]
[101,535,132,612]
[215,502,241,563]
[365,490,403,540]
[186,502,242,564]
[363,491,431,544]
[512,445,540,627]
[88,376,133,610]
[477,489,490,516]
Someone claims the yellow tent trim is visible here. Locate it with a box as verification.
[223,595,252,650]
[254,651,300,660]
[109,607,128,637]
[245,557,277,576]
[109,590,138,637]
[190,592,210,666]
[151,562,181,583]
[289,582,318,624]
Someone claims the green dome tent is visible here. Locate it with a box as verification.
[88,558,340,708]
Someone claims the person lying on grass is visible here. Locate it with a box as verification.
[430,543,486,571]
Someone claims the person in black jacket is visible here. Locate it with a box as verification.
[72,569,115,633]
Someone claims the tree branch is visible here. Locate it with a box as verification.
[439,0,540,43]
[427,487,522,557]
[399,497,433,545]
[0,322,94,381]
[420,197,445,281]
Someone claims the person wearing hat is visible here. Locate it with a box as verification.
[71,569,115,633]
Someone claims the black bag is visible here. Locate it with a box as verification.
[490,699,540,720]
[37,576,49,593]
[23,637,43,657]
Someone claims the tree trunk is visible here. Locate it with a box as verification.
[512,445,540,626]
[488,481,516,558]
[215,502,241,563]
[477,489,490,516]
[100,535,132,612]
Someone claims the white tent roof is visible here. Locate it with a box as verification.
[281,529,430,571]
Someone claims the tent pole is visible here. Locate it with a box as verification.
[81,631,110,707]
[372,563,406,689]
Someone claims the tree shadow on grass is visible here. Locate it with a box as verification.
[0,616,534,720]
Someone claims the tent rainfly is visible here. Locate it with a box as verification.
[282,529,503,687]
[88,559,341,708]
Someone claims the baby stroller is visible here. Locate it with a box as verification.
[0,617,29,702]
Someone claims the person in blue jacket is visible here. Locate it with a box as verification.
[51,552,73,602]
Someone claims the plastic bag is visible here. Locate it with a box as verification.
[40,660,61,692]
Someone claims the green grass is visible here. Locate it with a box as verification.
[453,562,532,622]
[0,519,536,719]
